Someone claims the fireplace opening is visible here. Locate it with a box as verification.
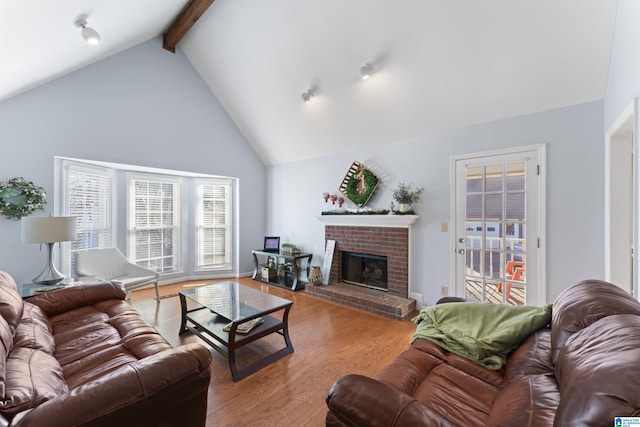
[342,251,388,291]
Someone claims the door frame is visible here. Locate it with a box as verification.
[605,98,637,296]
[449,144,547,304]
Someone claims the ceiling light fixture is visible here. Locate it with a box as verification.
[360,63,374,80]
[301,89,313,103]
[75,18,101,45]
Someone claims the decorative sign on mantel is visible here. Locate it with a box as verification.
[321,240,335,285]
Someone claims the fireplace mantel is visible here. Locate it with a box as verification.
[316,214,419,228]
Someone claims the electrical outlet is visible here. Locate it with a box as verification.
[440,286,448,296]
[440,222,448,232]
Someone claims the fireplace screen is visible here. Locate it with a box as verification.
[342,251,388,291]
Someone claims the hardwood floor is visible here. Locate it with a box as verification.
[129,277,417,427]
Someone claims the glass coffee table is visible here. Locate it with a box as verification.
[179,281,294,381]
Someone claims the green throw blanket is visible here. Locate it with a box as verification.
[412,302,552,370]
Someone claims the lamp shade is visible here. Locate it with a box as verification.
[22,216,77,244]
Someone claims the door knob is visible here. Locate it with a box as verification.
[458,238,465,243]
[458,248,465,255]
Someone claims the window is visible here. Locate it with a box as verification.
[128,175,180,274]
[196,179,232,270]
[58,157,236,281]
[62,162,113,276]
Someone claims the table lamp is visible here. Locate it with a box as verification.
[22,216,77,285]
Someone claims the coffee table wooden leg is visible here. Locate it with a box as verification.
[227,325,242,381]
[229,306,295,382]
[282,305,294,352]
[229,346,243,381]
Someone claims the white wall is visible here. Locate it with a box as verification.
[267,101,605,305]
[0,38,265,285]
[604,0,640,298]
[604,0,640,131]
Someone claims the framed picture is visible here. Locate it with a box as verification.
[263,236,280,253]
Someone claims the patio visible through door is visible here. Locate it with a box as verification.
[451,146,545,306]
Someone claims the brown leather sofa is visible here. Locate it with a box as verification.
[0,271,212,427]
[326,279,640,426]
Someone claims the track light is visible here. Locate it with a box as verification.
[301,89,313,103]
[360,63,374,80]
[75,18,101,45]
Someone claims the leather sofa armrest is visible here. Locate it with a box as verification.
[26,283,126,316]
[326,374,449,427]
[11,343,212,427]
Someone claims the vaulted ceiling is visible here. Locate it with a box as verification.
[0,1,618,165]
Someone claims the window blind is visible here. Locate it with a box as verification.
[196,179,231,270]
[128,175,180,274]
[62,162,113,276]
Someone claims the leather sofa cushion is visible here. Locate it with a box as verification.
[0,272,24,400]
[326,374,456,427]
[374,339,445,396]
[0,272,23,335]
[13,303,54,354]
[551,279,640,364]
[0,347,68,415]
[48,299,173,390]
[555,314,640,425]
[27,282,126,317]
[504,328,552,382]
[486,373,559,427]
[375,339,501,426]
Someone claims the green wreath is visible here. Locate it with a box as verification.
[0,177,46,220]
[345,169,378,206]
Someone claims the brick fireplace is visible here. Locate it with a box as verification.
[306,215,418,320]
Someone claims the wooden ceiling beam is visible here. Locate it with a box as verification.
[163,0,216,53]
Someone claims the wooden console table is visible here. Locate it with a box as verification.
[251,250,313,291]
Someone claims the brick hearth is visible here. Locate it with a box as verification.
[306,282,415,320]
[305,216,418,321]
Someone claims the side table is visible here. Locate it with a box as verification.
[20,276,107,299]
[251,250,313,291]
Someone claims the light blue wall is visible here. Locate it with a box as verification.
[267,101,605,305]
[0,38,265,285]
[0,28,613,299]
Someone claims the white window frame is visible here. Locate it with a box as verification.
[127,173,182,275]
[61,161,114,277]
[195,178,233,271]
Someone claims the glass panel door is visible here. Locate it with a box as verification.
[453,147,543,306]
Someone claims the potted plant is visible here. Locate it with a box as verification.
[392,182,423,213]
[281,243,297,255]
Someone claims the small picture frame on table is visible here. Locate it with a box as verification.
[263,236,280,253]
